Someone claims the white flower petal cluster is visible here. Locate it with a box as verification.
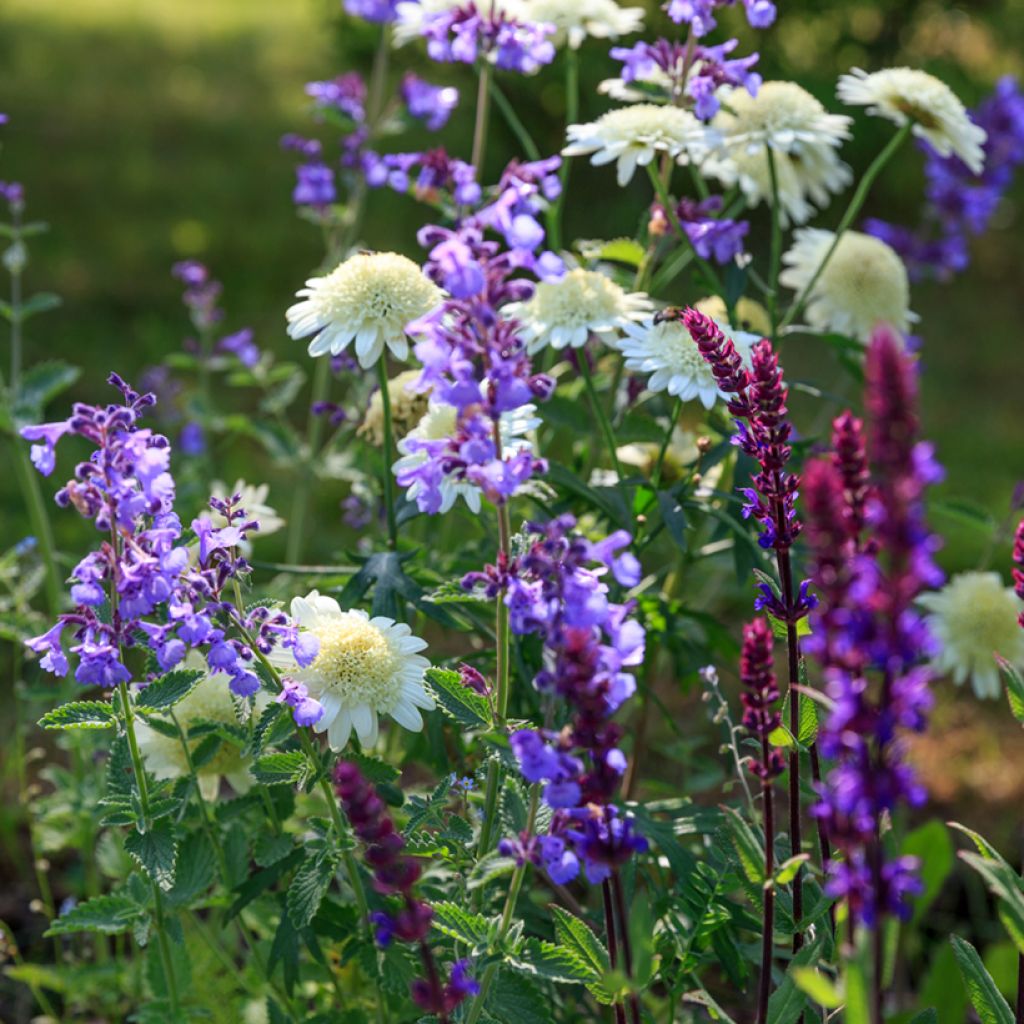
[615,316,758,408]
[273,591,435,750]
[507,268,652,353]
[522,0,644,49]
[136,661,267,799]
[286,252,441,368]
[920,571,1024,700]
[779,228,917,341]
[564,104,713,186]
[837,67,986,174]
[393,398,540,514]
[702,81,852,225]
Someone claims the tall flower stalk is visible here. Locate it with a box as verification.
[805,326,943,1022]
[680,307,817,948]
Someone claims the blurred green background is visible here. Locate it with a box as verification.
[2,0,1024,816]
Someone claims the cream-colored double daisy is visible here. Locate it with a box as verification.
[522,0,644,49]
[920,571,1024,700]
[779,228,917,341]
[508,267,652,353]
[564,104,712,186]
[702,82,852,225]
[837,67,986,173]
[286,252,441,368]
[136,662,267,799]
[273,591,434,750]
[393,399,541,514]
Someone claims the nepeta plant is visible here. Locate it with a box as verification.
[5,4,1024,1024]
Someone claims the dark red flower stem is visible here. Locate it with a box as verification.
[1015,949,1023,1024]
[419,941,451,1024]
[773,521,804,952]
[603,880,627,1024]
[757,732,777,1024]
[611,871,642,1024]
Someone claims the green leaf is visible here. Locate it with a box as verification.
[287,852,339,929]
[792,968,842,1009]
[995,655,1024,724]
[959,852,1024,956]
[949,935,1015,1024]
[14,360,81,423]
[38,700,115,730]
[723,805,765,886]
[431,902,491,947]
[908,1011,939,1024]
[425,667,493,729]
[766,934,824,1024]
[124,821,178,891]
[45,893,143,936]
[577,236,647,268]
[948,821,1006,863]
[550,906,613,1002]
[166,832,217,908]
[20,291,62,319]
[135,669,205,711]
[486,970,556,1024]
[902,820,954,923]
[344,752,400,784]
[251,751,315,787]
[507,939,597,984]
[228,849,303,919]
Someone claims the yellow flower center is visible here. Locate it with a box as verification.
[308,614,405,711]
[530,269,627,329]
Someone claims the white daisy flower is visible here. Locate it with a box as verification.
[286,252,442,368]
[393,398,540,514]
[694,295,771,337]
[272,591,434,751]
[506,267,652,353]
[564,104,712,186]
[702,81,853,225]
[206,479,284,537]
[837,67,986,174]
[136,661,267,800]
[358,369,432,446]
[920,571,1024,700]
[779,228,917,341]
[521,0,644,49]
[615,315,758,408]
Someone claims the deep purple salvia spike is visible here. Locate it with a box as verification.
[830,411,871,544]
[1013,519,1024,626]
[334,762,478,1020]
[807,326,944,1023]
[740,617,783,1024]
[684,306,816,950]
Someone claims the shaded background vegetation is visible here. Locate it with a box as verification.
[2,0,1024,1014]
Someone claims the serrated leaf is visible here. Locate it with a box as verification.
[431,901,491,947]
[135,669,205,710]
[166,832,217,908]
[38,700,115,730]
[949,935,1014,1024]
[125,821,177,890]
[251,751,314,786]
[550,905,612,1001]
[507,939,597,984]
[287,852,339,929]
[425,667,493,729]
[344,752,400,784]
[45,893,143,936]
[487,970,556,1024]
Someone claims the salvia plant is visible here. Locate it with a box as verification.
[3,3,1024,1024]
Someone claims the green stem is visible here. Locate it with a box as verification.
[117,679,181,1016]
[547,48,579,253]
[471,63,494,176]
[779,123,912,331]
[475,500,512,863]
[464,786,540,1024]
[580,356,624,482]
[286,357,331,565]
[376,358,399,550]
[489,79,541,162]
[645,163,724,296]
[766,148,783,342]
[11,442,61,617]
[651,397,682,493]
